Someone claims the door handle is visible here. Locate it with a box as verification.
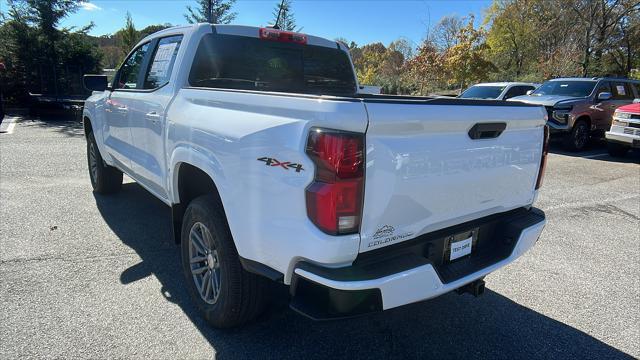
[468,122,506,140]
[145,111,162,123]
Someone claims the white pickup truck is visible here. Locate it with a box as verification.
[82,24,548,328]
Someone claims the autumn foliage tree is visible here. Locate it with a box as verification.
[443,16,496,90]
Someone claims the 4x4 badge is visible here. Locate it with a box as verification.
[257,157,304,172]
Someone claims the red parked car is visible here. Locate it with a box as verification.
[605,100,640,156]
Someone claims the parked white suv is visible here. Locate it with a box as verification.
[459,82,539,101]
[82,24,548,327]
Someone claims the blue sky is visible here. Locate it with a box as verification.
[1,0,492,47]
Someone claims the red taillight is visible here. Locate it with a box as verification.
[305,128,364,235]
[535,125,549,190]
[259,28,307,44]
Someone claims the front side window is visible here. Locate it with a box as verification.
[116,43,151,90]
[189,33,357,96]
[532,81,597,97]
[144,35,183,89]
[594,82,611,98]
[459,85,505,100]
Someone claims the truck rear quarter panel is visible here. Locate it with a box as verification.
[166,89,368,282]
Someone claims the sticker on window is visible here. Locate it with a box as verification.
[149,42,178,79]
[616,85,626,95]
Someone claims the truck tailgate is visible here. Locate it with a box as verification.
[360,100,546,252]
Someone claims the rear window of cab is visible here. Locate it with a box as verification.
[188,33,357,96]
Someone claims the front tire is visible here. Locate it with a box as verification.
[87,131,122,194]
[563,120,590,151]
[180,195,267,328]
[607,142,629,157]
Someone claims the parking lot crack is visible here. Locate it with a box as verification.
[0,248,175,266]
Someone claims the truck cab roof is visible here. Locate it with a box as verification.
[140,23,345,51]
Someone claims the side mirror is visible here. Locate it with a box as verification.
[597,92,612,101]
[83,75,108,92]
[633,98,640,104]
[526,90,534,95]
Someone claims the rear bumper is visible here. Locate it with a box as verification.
[605,131,640,148]
[290,208,546,320]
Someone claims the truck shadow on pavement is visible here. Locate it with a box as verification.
[94,182,634,360]
[15,113,85,137]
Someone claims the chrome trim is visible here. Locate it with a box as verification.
[613,115,640,124]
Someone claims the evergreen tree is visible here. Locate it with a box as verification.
[2,0,100,98]
[272,0,299,31]
[185,0,237,24]
[121,12,137,54]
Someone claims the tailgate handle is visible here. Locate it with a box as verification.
[468,122,506,140]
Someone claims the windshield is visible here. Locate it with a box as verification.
[189,33,356,96]
[532,81,596,97]
[459,85,505,99]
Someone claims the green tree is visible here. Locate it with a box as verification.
[185,0,237,24]
[139,23,172,39]
[120,12,137,55]
[485,0,539,80]
[485,0,638,80]
[272,0,299,31]
[1,0,100,99]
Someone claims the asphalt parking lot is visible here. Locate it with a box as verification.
[1,115,638,359]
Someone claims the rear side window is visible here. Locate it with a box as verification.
[503,86,533,99]
[189,33,356,96]
[611,82,633,100]
[144,35,183,89]
[116,43,151,90]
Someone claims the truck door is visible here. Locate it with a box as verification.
[592,81,615,130]
[105,42,152,172]
[128,35,183,200]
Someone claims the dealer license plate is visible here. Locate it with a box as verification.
[449,237,473,261]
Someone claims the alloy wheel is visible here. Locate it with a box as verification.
[88,141,98,182]
[188,222,222,305]
[574,124,588,149]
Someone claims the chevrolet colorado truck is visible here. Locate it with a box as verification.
[82,24,548,328]
[509,77,640,151]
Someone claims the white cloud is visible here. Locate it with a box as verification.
[80,2,102,11]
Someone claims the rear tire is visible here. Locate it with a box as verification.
[563,120,590,151]
[180,195,268,328]
[607,142,629,157]
[87,131,122,194]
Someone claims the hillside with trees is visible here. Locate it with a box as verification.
[0,0,638,103]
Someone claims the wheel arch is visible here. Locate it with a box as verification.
[573,114,591,129]
[170,157,228,245]
[83,115,93,138]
